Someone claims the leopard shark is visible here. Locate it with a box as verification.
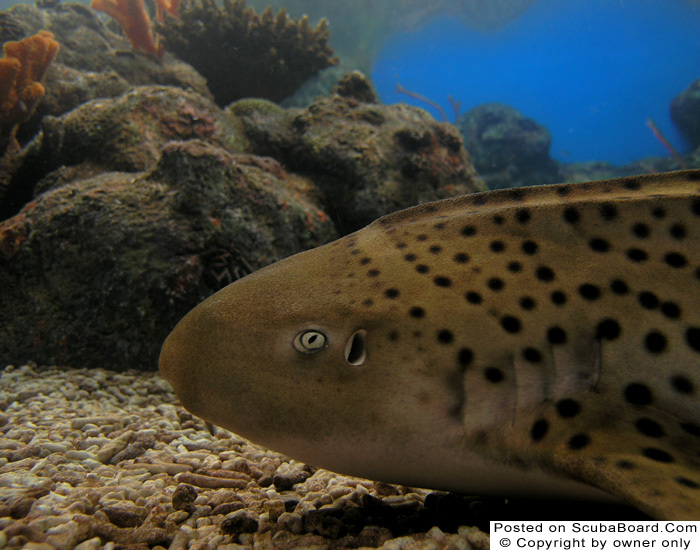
[160,169,700,519]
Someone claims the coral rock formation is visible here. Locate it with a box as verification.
[158,0,339,106]
[0,30,59,157]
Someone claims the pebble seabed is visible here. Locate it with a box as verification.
[0,364,490,550]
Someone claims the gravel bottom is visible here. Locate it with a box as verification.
[0,364,491,550]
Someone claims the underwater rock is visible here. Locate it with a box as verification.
[0,3,210,145]
[233,72,485,232]
[156,0,338,106]
[0,139,336,371]
[458,102,560,189]
[671,77,700,149]
[1,85,246,220]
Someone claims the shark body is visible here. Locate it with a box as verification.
[160,170,700,519]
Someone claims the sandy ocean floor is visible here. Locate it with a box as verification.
[0,364,491,550]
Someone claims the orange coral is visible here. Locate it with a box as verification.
[0,30,60,154]
[91,0,171,58]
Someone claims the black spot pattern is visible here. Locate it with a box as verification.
[627,248,648,262]
[410,307,425,318]
[404,253,417,262]
[360,257,371,265]
[664,252,687,268]
[631,223,650,238]
[645,331,667,354]
[610,279,629,294]
[547,326,567,344]
[625,383,652,406]
[515,208,531,224]
[578,284,601,300]
[490,241,505,253]
[589,238,610,252]
[461,225,477,237]
[599,204,617,221]
[484,367,505,383]
[643,448,673,463]
[519,297,536,310]
[521,241,538,255]
[384,288,400,299]
[416,264,429,274]
[466,292,483,305]
[638,292,658,309]
[671,375,694,395]
[437,329,454,344]
[434,276,452,287]
[635,418,664,438]
[563,207,580,224]
[508,262,523,273]
[596,318,621,340]
[458,348,473,368]
[429,245,442,254]
[556,399,580,418]
[676,477,700,489]
[488,277,505,291]
[661,302,680,319]
[670,223,687,240]
[617,460,635,470]
[523,347,541,362]
[368,269,380,277]
[682,422,700,437]
[551,291,567,306]
[568,434,590,450]
[536,266,555,282]
[688,328,700,353]
[453,253,470,264]
[500,316,521,333]
[531,419,549,441]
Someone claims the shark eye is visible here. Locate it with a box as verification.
[293,330,327,354]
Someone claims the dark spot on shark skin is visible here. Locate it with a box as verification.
[484,367,505,383]
[509,262,523,273]
[550,291,567,305]
[610,279,629,294]
[568,434,590,450]
[664,252,687,268]
[644,331,667,354]
[643,448,674,463]
[521,241,538,255]
[488,277,504,291]
[515,208,531,223]
[632,223,650,239]
[676,477,700,489]
[578,284,601,300]
[670,375,694,395]
[589,238,610,252]
[409,306,425,319]
[626,248,648,262]
[465,291,482,305]
[635,418,665,438]
[563,206,580,224]
[670,223,687,240]
[531,419,549,441]
[490,240,506,253]
[651,206,666,219]
[536,266,555,282]
[500,316,521,334]
[625,383,653,406]
[599,204,617,221]
[556,399,580,418]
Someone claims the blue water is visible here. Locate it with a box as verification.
[371,0,700,165]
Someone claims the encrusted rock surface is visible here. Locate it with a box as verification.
[0,364,492,550]
[671,78,700,150]
[457,103,559,190]
[0,138,335,371]
[234,72,485,232]
[0,75,486,371]
[0,3,210,145]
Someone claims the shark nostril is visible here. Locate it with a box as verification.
[345,330,367,366]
